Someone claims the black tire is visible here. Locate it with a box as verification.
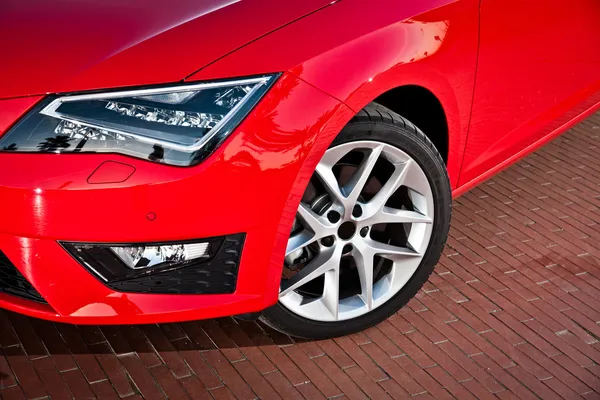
[260,102,452,339]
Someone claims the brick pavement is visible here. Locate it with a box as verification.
[1,114,600,399]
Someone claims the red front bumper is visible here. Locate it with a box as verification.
[0,73,352,324]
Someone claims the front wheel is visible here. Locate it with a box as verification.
[261,103,451,339]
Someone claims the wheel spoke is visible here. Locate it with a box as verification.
[316,164,345,207]
[400,159,431,198]
[341,145,383,218]
[374,207,433,225]
[353,247,374,310]
[363,160,412,217]
[288,203,336,256]
[286,230,315,256]
[297,203,328,232]
[321,268,340,319]
[364,238,420,258]
[280,246,341,297]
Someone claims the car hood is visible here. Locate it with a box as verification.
[0,0,332,100]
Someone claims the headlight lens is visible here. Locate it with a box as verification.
[0,75,277,166]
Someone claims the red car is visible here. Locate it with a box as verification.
[0,0,598,339]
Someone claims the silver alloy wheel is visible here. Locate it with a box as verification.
[279,140,434,322]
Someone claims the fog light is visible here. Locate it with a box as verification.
[110,243,209,270]
[62,236,224,283]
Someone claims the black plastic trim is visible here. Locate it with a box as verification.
[0,250,47,303]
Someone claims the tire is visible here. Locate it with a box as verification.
[260,102,452,339]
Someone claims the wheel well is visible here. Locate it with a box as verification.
[374,85,449,163]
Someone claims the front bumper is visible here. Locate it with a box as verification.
[0,73,352,324]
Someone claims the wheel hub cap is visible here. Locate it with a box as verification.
[337,221,356,240]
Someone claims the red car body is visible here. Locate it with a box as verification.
[0,0,598,324]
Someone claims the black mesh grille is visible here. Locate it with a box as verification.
[0,251,47,303]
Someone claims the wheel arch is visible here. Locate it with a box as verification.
[373,85,449,165]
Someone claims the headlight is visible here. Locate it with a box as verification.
[0,75,277,166]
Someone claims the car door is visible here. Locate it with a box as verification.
[459,0,600,186]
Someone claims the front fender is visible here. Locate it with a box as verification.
[189,0,480,189]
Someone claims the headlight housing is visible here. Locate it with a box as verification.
[0,75,277,166]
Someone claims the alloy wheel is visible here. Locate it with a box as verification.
[280,140,435,322]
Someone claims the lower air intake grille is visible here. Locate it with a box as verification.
[0,251,47,303]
